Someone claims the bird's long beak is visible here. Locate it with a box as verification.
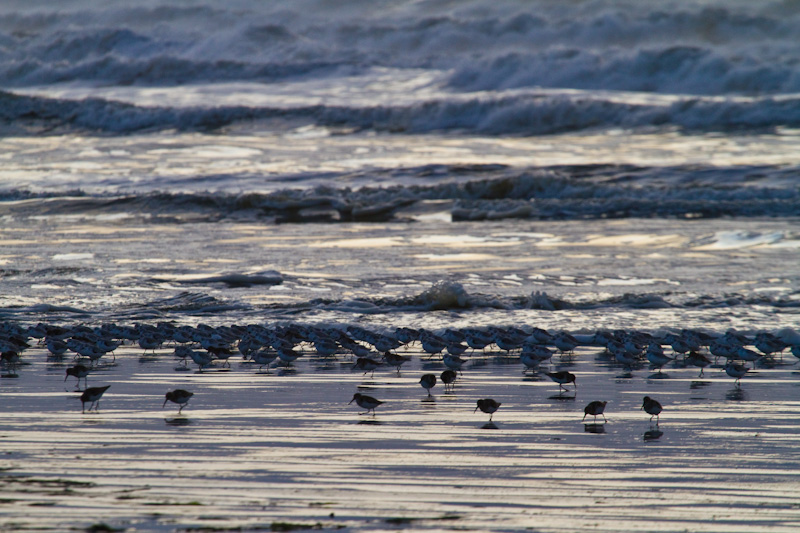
[473,406,478,413]
[64,374,68,382]
[162,398,168,408]
[348,398,355,404]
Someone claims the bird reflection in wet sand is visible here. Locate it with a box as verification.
[726,387,747,402]
[164,389,194,414]
[584,423,606,434]
[643,428,664,441]
[349,393,383,415]
[642,396,662,426]
[80,385,110,413]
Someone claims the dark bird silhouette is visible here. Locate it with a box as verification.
[474,398,501,421]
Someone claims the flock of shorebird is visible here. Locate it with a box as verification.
[1,321,796,425]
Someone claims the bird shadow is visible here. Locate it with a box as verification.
[480,422,499,430]
[647,372,671,380]
[357,419,383,426]
[548,393,576,401]
[643,428,664,441]
[725,387,748,402]
[584,423,606,434]
[165,417,192,426]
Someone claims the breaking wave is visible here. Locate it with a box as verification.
[5,90,800,136]
[1,164,798,222]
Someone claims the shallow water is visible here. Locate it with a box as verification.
[2,343,800,532]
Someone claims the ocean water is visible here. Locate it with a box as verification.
[1,1,800,531]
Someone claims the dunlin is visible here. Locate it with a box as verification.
[441,369,457,392]
[81,385,110,413]
[349,393,383,415]
[163,389,194,414]
[382,351,410,373]
[641,396,662,425]
[419,373,437,397]
[65,364,91,388]
[582,400,608,423]
[354,357,381,377]
[686,351,711,377]
[724,362,749,385]
[474,399,501,421]
[545,371,576,392]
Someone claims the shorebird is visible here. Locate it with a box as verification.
[207,345,234,368]
[545,371,576,392]
[686,351,712,377]
[553,332,579,354]
[474,399,501,421]
[277,347,301,366]
[81,385,110,413]
[646,345,673,372]
[441,369,457,392]
[354,357,381,377]
[251,349,278,372]
[642,396,662,425]
[138,335,161,355]
[65,364,91,388]
[163,389,194,414]
[349,393,383,415]
[382,351,410,374]
[419,373,437,397]
[582,400,608,423]
[442,354,466,375]
[173,345,193,367]
[520,352,541,373]
[189,350,214,372]
[46,337,69,357]
[724,361,749,385]
[1,350,20,373]
[736,346,762,363]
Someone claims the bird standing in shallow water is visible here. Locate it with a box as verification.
[354,357,381,377]
[65,364,91,388]
[724,362,749,385]
[545,371,576,392]
[164,389,194,414]
[382,352,410,374]
[348,393,383,415]
[81,385,110,413]
[441,369,457,392]
[686,351,711,377]
[419,373,437,397]
[582,400,608,423]
[474,399,501,421]
[642,396,662,425]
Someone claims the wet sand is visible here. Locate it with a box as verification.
[2,343,800,532]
